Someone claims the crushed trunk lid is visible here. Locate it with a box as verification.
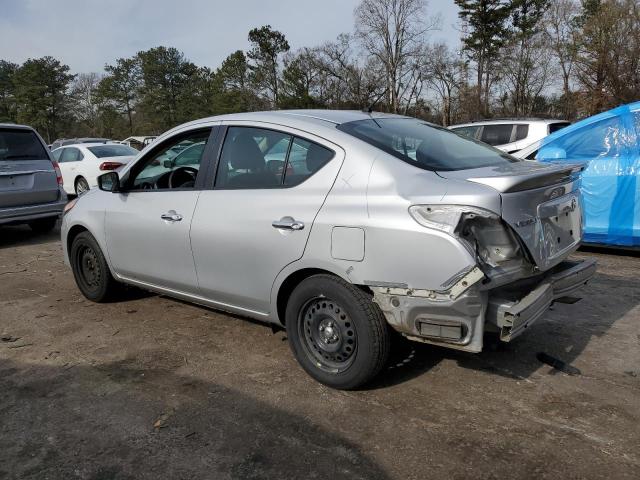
[437,161,585,271]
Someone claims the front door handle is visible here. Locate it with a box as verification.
[161,210,183,222]
[272,216,305,231]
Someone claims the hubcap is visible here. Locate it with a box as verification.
[299,297,357,373]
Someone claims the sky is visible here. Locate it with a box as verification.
[0,0,461,74]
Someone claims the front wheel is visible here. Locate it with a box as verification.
[285,274,390,390]
[70,231,122,302]
[75,176,90,196]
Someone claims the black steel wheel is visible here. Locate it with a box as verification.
[286,274,390,390]
[299,297,357,373]
[70,231,121,302]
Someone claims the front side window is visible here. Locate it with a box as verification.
[216,127,334,189]
[88,145,138,158]
[126,129,210,190]
[0,128,48,161]
[545,116,626,159]
[338,118,518,172]
[481,124,514,145]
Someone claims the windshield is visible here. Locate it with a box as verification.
[337,118,519,171]
[88,145,138,158]
[0,128,48,161]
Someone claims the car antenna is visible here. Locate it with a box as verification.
[362,88,388,128]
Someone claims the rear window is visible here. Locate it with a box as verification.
[88,145,138,158]
[480,124,513,145]
[0,128,48,161]
[337,118,519,172]
[549,122,570,134]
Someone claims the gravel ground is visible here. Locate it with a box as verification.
[1,223,639,480]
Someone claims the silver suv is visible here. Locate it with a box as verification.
[61,110,595,389]
[1,124,67,232]
[449,119,570,154]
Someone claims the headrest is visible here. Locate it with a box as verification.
[225,132,265,171]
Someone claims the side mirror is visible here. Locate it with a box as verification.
[97,171,120,192]
[537,146,567,162]
[163,159,175,169]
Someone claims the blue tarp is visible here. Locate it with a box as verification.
[537,102,640,247]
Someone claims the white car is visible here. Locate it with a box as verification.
[449,119,570,154]
[52,143,138,195]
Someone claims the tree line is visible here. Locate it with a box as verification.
[0,0,638,143]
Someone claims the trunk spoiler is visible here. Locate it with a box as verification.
[463,164,584,193]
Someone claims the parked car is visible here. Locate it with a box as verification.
[0,123,67,232]
[449,119,570,153]
[52,143,138,195]
[514,102,640,247]
[119,136,157,150]
[61,110,595,389]
[49,137,112,151]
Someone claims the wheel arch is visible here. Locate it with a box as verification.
[274,266,372,327]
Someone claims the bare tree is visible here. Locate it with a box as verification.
[354,0,439,113]
[544,0,580,118]
[424,43,463,125]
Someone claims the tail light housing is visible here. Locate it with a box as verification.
[99,161,123,171]
[52,161,63,185]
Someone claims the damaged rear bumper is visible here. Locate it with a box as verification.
[372,259,596,352]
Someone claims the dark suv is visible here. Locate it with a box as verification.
[0,124,67,232]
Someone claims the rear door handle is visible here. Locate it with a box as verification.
[161,210,183,222]
[272,217,304,231]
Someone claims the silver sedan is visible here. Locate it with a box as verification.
[61,110,595,389]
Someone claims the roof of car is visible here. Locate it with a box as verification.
[0,123,36,131]
[450,118,570,128]
[52,142,125,150]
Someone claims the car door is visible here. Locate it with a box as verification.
[190,124,343,315]
[104,127,217,294]
[58,147,84,194]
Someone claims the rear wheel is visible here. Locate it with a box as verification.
[285,274,390,390]
[70,231,121,302]
[28,217,57,233]
[75,176,90,196]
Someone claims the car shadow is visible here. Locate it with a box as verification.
[366,268,638,388]
[0,358,390,480]
[0,222,61,250]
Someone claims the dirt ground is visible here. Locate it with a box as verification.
[0,223,639,480]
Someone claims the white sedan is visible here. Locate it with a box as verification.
[52,143,138,195]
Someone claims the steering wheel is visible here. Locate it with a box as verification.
[168,166,199,189]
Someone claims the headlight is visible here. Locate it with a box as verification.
[409,205,499,235]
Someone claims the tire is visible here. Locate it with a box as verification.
[28,217,57,233]
[70,231,121,302]
[75,176,90,196]
[285,274,390,390]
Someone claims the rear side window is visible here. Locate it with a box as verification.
[548,122,570,134]
[480,124,513,145]
[338,118,518,172]
[0,128,48,161]
[515,124,529,141]
[216,127,333,189]
[59,148,84,163]
[451,125,481,139]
